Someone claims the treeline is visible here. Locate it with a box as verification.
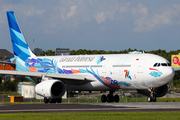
[43,48,180,62]
[42,48,180,86]
[0,79,19,91]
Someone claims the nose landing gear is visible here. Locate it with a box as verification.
[148,88,157,102]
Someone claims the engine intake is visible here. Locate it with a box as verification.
[156,84,168,97]
[35,79,66,98]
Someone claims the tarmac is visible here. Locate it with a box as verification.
[0,102,180,113]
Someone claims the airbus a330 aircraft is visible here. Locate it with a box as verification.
[0,11,175,103]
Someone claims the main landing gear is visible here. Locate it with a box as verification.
[148,88,156,102]
[44,97,62,103]
[101,91,119,103]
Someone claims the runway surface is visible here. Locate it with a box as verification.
[0,102,180,113]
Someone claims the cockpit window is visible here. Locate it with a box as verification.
[161,63,167,66]
[167,63,171,66]
[153,63,158,67]
[153,62,171,67]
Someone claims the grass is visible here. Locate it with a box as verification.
[156,97,180,102]
[0,112,180,120]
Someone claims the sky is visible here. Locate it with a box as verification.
[0,0,180,53]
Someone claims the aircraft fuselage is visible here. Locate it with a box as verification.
[22,53,174,91]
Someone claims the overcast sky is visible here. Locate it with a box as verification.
[0,0,180,53]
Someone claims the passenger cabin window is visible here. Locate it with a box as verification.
[153,62,171,67]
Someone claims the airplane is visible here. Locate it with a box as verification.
[0,11,175,103]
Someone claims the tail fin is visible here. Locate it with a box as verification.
[7,11,36,71]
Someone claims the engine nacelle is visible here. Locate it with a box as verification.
[156,84,168,97]
[35,80,66,98]
[137,84,168,97]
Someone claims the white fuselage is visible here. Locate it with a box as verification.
[23,53,174,91]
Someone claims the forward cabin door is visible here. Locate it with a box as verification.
[137,59,146,73]
[102,60,108,74]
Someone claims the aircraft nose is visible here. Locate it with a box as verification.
[162,67,175,83]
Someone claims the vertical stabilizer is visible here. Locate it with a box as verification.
[7,11,36,71]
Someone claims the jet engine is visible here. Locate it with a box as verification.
[137,84,168,97]
[35,79,66,98]
[155,84,168,97]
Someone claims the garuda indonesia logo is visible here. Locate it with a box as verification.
[149,68,163,77]
[124,70,131,80]
[97,56,106,64]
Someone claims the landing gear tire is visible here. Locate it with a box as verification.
[107,94,113,103]
[44,97,49,103]
[101,91,120,103]
[113,95,119,103]
[148,97,156,102]
[152,96,156,102]
[56,97,62,103]
[101,94,107,103]
[49,98,56,103]
[148,94,156,102]
[148,97,152,102]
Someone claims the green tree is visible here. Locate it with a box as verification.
[44,50,55,56]
[70,50,76,55]
[0,79,20,91]
[10,79,20,91]
[1,80,10,91]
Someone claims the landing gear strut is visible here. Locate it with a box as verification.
[101,91,119,103]
[148,88,156,102]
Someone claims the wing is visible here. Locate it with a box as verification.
[0,70,94,85]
